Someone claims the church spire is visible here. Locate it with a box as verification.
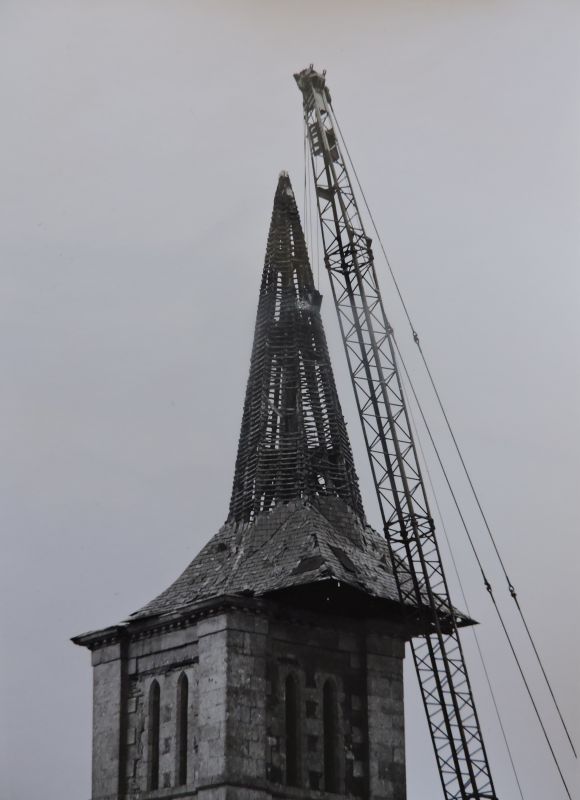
[229,172,364,523]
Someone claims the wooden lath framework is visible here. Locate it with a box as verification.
[229,172,364,524]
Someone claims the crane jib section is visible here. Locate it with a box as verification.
[294,66,498,800]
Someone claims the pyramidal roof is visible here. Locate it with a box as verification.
[130,174,415,621]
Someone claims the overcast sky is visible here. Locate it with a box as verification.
[1,2,579,799]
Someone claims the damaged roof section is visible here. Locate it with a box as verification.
[132,496,400,619]
[131,494,467,628]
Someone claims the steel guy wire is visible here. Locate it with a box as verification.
[331,105,577,760]
[393,334,573,800]
[402,364,526,800]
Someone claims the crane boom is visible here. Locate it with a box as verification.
[295,66,498,800]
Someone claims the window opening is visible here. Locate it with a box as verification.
[323,680,339,792]
[147,680,161,790]
[176,673,189,786]
[285,674,300,786]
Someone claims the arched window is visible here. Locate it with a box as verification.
[147,680,161,790]
[285,673,300,786]
[176,673,189,786]
[323,680,339,793]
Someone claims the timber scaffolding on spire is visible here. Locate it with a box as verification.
[129,173,470,628]
[229,171,364,523]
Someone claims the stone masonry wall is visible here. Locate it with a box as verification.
[91,642,125,800]
[265,614,405,800]
[125,626,199,797]
[196,610,271,800]
[266,618,364,795]
[88,603,406,800]
[366,627,405,800]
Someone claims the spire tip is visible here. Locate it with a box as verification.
[277,170,294,198]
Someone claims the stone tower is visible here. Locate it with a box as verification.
[73,173,428,800]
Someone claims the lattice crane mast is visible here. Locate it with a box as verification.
[295,66,498,800]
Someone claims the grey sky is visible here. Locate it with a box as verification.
[1,1,579,798]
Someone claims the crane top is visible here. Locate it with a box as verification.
[294,64,332,103]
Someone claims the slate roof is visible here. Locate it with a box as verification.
[130,494,467,626]
[131,496,403,619]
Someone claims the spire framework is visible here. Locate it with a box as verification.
[229,172,364,523]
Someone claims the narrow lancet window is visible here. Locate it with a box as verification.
[176,672,189,786]
[147,680,161,790]
[285,674,300,786]
[323,679,339,793]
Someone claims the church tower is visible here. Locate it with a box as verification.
[73,173,429,800]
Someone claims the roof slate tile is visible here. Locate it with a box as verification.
[131,496,406,620]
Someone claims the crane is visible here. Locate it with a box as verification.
[295,65,498,800]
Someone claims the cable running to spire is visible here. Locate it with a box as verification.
[402,377,526,800]
[330,106,577,761]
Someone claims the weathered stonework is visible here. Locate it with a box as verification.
[78,597,407,800]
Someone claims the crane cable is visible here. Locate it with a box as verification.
[393,334,572,800]
[331,106,577,761]
[303,122,321,288]
[402,375,526,800]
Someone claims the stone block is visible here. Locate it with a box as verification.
[198,613,229,639]
[91,642,122,667]
[366,631,405,659]
[128,624,198,659]
[338,630,359,652]
[366,651,401,675]
[227,610,269,636]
